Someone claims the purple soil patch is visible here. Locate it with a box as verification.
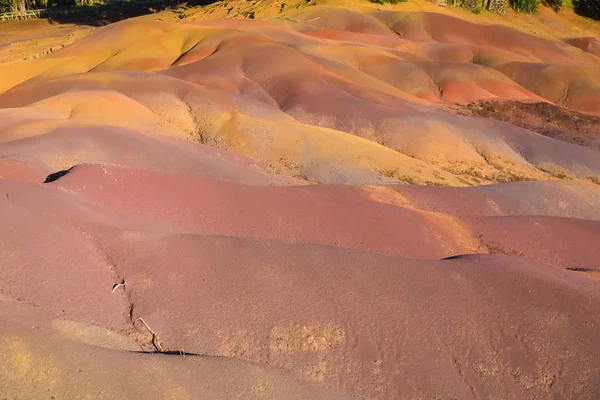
[96,230,600,400]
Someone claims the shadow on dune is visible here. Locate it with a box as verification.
[43,167,73,183]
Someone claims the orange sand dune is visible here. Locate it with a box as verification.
[1,2,600,399]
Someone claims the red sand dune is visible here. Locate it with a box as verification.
[1,2,600,399]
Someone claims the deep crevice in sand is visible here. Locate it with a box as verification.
[43,167,74,183]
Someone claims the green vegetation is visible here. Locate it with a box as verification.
[509,0,539,13]
[537,0,600,20]
[541,0,563,11]
[574,0,600,20]
[370,0,405,4]
[460,0,507,15]
[0,0,10,12]
[462,0,598,17]
[1,0,79,13]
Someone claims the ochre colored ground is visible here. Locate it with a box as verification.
[1,1,599,399]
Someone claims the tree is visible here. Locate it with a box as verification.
[541,0,562,11]
[509,0,539,13]
[26,0,48,9]
[488,0,508,13]
[0,0,10,12]
[10,0,26,13]
[573,0,600,20]
[464,0,481,12]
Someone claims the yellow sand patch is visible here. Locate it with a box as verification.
[0,335,63,393]
[252,379,268,393]
[163,385,190,400]
[0,58,72,93]
[218,330,256,359]
[302,359,329,381]
[361,185,414,208]
[418,211,484,255]
[269,324,345,353]
[51,319,141,351]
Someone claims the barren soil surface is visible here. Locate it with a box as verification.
[1,1,599,399]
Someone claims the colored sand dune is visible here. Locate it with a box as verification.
[1,1,599,399]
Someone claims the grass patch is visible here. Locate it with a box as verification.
[370,0,405,4]
[542,0,564,11]
[573,0,600,20]
[510,0,539,13]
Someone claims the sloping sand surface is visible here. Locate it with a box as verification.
[1,1,600,398]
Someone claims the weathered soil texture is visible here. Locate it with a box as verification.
[1,1,600,399]
[463,100,600,151]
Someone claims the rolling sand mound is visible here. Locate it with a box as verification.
[3,174,600,398]
[564,36,600,57]
[1,296,356,400]
[1,1,600,398]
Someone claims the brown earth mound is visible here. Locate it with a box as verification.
[1,1,600,399]
[464,100,600,151]
[564,36,600,57]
